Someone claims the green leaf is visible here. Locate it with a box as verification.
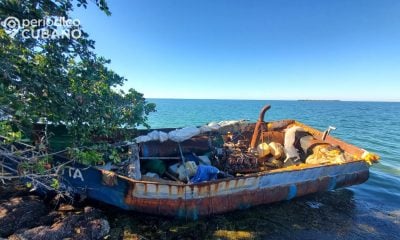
[50,179,60,189]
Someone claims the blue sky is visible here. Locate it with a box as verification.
[73,0,400,101]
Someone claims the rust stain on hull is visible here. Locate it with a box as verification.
[123,161,370,218]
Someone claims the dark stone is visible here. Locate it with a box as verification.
[0,196,51,237]
[9,207,110,240]
[0,183,109,240]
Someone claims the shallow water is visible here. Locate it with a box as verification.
[111,99,400,239]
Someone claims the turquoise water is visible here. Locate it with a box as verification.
[147,99,400,210]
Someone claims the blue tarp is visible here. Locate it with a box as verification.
[190,165,220,183]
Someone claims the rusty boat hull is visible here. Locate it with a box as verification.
[61,120,375,219]
[63,160,369,219]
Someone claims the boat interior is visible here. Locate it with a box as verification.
[105,116,378,184]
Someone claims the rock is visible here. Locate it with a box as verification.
[0,196,51,237]
[58,203,75,212]
[0,181,109,239]
[9,207,110,240]
[87,218,110,239]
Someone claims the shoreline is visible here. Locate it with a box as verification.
[1,180,399,239]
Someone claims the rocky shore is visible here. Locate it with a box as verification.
[0,182,110,240]
[1,180,399,240]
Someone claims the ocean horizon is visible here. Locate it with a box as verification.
[147,97,400,103]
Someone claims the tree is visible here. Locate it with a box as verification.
[0,0,155,150]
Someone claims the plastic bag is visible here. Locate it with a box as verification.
[207,122,221,130]
[135,130,169,143]
[190,165,220,183]
[135,135,152,143]
[159,131,169,142]
[199,125,213,133]
[148,130,160,141]
[168,126,200,142]
[177,161,198,181]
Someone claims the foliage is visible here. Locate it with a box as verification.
[67,143,124,165]
[68,147,104,166]
[0,0,156,149]
[0,1,155,207]
[18,155,52,175]
[0,121,21,143]
[50,178,60,190]
[108,148,121,164]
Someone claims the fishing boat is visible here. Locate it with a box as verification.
[0,105,379,219]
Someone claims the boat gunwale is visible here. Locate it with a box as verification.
[98,158,369,188]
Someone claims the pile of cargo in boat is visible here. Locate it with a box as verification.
[101,107,378,185]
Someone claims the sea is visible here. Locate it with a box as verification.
[123,99,400,239]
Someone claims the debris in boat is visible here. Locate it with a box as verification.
[280,125,357,166]
[183,152,201,164]
[269,142,284,160]
[190,165,220,183]
[263,156,284,168]
[167,162,180,177]
[305,145,346,165]
[134,120,249,144]
[131,121,253,181]
[257,142,271,158]
[168,127,201,142]
[282,126,344,166]
[283,126,305,165]
[361,151,380,164]
[198,155,211,165]
[226,150,259,173]
[177,161,198,181]
[78,119,372,185]
[164,171,181,182]
[209,131,286,175]
[141,158,166,176]
[135,130,169,143]
[144,172,160,178]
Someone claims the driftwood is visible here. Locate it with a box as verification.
[0,136,72,199]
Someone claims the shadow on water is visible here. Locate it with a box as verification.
[97,188,400,240]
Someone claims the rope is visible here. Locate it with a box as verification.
[177,143,189,182]
[177,142,188,220]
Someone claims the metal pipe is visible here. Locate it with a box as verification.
[322,126,337,140]
[250,105,271,149]
[178,143,189,182]
[258,105,271,122]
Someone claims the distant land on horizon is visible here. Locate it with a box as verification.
[297,99,341,102]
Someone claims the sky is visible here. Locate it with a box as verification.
[73,0,400,101]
